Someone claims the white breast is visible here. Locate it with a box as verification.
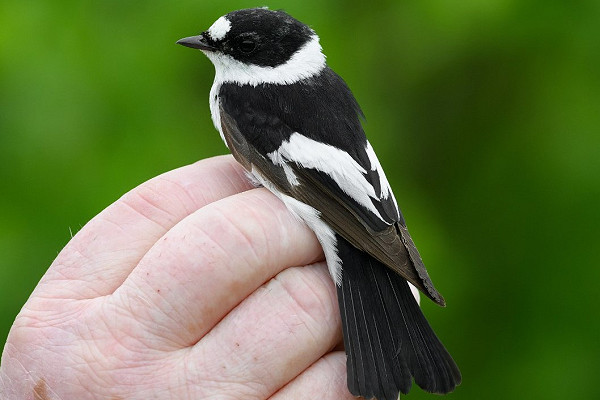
[209,80,227,148]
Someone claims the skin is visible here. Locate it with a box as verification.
[0,155,355,400]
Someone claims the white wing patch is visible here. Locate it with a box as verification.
[365,140,399,215]
[267,150,299,185]
[207,16,231,41]
[268,133,389,224]
[251,167,343,285]
[204,34,326,87]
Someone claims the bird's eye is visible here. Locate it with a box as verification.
[239,39,256,53]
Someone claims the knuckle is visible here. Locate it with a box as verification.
[274,263,338,335]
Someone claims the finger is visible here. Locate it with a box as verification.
[182,262,342,399]
[41,155,253,299]
[111,188,324,347]
[269,352,354,400]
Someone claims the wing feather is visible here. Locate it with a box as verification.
[219,107,445,305]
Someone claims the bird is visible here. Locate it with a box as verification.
[177,8,461,399]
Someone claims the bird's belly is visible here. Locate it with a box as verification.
[249,166,343,285]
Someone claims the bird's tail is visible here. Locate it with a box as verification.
[336,234,461,399]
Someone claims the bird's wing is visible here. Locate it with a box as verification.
[218,73,444,305]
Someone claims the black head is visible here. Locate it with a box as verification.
[177,8,315,68]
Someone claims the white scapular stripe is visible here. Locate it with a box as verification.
[269,133,388,223]
[207,16,231,41]
[365,140,399,214]
[251,167,343,285]
[205,34,326,87]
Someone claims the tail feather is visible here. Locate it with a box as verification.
[337,235,461,399]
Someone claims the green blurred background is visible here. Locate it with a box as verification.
[1,0,599,398]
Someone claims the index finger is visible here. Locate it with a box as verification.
[40,155,254,300]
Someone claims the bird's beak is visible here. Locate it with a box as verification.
[176,34,215,51]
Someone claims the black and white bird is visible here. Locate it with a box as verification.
[177,8,461,399]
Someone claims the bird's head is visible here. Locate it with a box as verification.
[177,8,326,85]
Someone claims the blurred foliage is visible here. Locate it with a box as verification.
[1,0,600,398]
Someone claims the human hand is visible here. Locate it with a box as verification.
[0,155,354,400]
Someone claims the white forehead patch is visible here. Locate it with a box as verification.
[207,16,231,41]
